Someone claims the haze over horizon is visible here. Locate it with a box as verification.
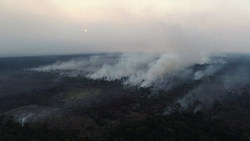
[1,0,250,57]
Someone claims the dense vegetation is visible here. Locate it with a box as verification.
[1,112,250,141]
[2,55,250,140]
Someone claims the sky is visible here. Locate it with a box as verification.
[0,0,250,56]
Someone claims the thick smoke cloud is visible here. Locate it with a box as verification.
[30,52,210,88]
[9,0,250,114]
[29,53,250,114]
[88,53,208,87]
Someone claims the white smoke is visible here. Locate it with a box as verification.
[88,53,158,82]
[194,65,223,80]
[172,61,250,113]
[19,113,34,127]
[88,52,209,88]
[29,54,117,76]
[29,52,210,88]
[4,105,57,126]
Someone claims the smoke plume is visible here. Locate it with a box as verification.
[30,52,211,88]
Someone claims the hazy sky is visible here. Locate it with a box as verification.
[1,0,250,56]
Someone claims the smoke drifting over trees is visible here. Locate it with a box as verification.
[30,53,249,113]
